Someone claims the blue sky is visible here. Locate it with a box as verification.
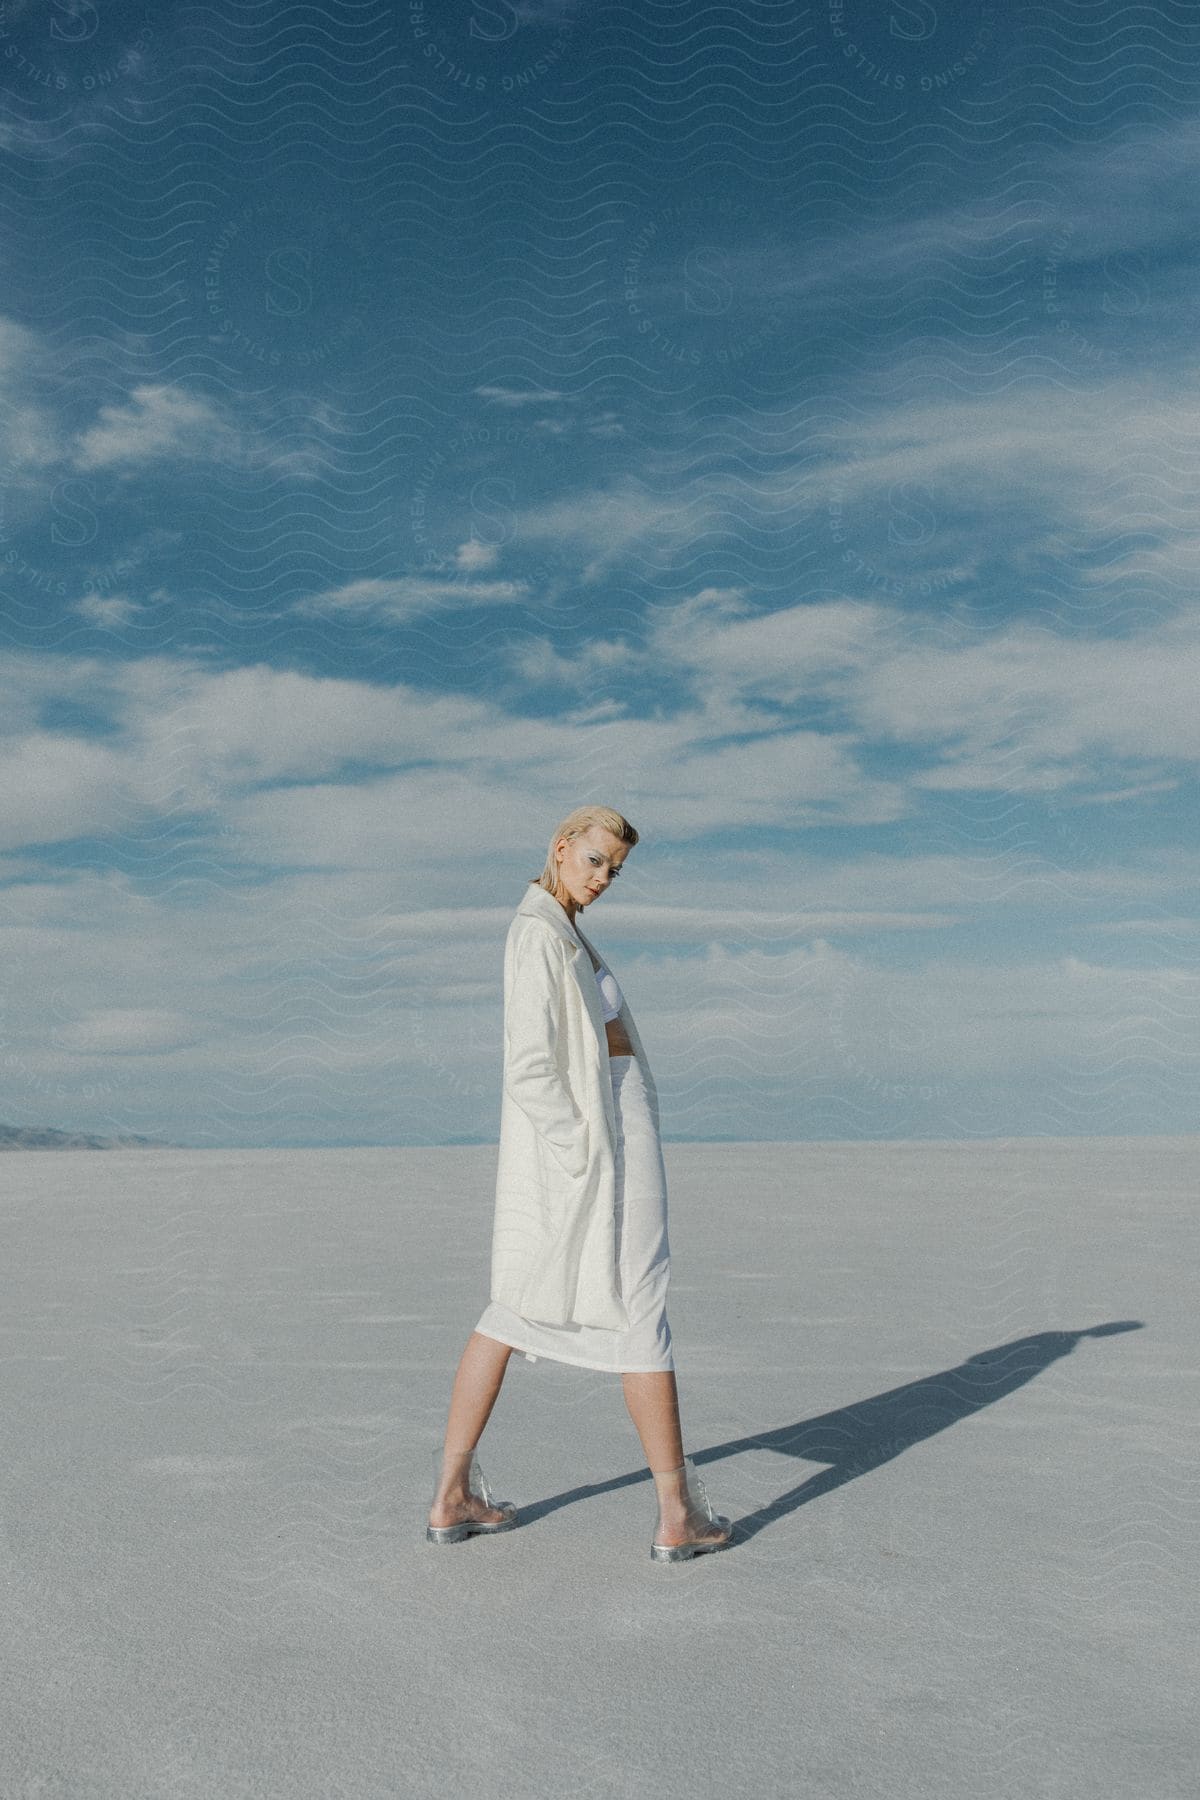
[1,0,1197,1147]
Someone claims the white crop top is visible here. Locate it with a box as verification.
[594,961,624,1023]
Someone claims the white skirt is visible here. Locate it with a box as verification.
[474,1054,674,1373]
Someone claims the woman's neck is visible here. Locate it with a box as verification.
[552,886,578,926]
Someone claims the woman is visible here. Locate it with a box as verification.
[426,803,732,1561]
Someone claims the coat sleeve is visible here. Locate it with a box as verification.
[504,924,590,1181]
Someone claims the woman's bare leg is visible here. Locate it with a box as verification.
[429,1331,515,1526]
[621,1370,728,1546]
[621,1370,684,1474]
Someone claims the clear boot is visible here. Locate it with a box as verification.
[650,1452,733,1562]
[426,1446,518,1545]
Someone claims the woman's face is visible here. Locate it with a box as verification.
[554,826,631,910]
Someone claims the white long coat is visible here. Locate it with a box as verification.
[488,881,662,1331]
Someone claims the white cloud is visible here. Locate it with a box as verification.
[2,606,1197,877]
[294,573,527,621]
[0,43,154,164]
[1085,917,1200,935]
[785,941,1200,1081]
[73,383,239,471]
[73,593,142,628]
[0,315,63,473]
[376,901,958,941]
[2,770,1196,1146]
[713,114,1200,316]
[1,354,348,504]
[853,611,1200,771]
[60,1008,201,1054]
[222,722,906,870]
[0,316,46,378]
[653,727,906,830]
[454,538,500,573]
[1072,778,1182,805]
[506,634,640,687]
[0,731,136,851]
[514,478,713,577]
[635,590,1200,786]
[0,398,62,473]
[797,376,1200,541]
[750,847,1200,911]
[1,850,1190,1142]
[129,661,499,790]
[474,383,569,408]
[471,387,624,441]
[492,370,1200,595]
[451,362,1200,601]
[650,588,891,700]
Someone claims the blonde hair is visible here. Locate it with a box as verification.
[532,804,639,899]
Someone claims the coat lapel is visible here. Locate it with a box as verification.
[514,884,648,1048]
[514,883,619,1135]
[515,882,586,953]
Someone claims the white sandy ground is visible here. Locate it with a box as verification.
[0,1137,1196,1800]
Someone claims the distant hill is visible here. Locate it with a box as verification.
[0,1122,170,1151]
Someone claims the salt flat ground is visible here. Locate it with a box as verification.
[1,1137,1195,1800]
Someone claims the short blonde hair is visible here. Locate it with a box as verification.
[532,804,639,897]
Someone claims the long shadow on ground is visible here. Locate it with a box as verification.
[517,1322,1142,1542]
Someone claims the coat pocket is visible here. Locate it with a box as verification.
[534,1115,590,1191]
